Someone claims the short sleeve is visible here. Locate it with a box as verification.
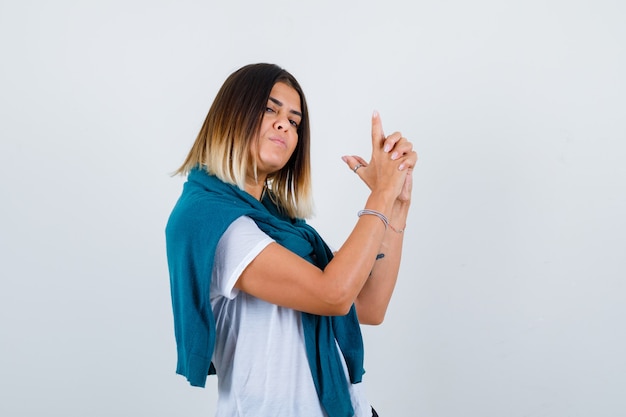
[211,216,274,300]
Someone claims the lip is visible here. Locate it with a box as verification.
[268,136,287,148]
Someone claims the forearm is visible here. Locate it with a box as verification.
[236,189,398,317]
[354,200,410,324]
[323,191,397,312]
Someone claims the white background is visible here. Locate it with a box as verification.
[1,1,625,416]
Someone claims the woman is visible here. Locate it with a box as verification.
[166,63,417,417]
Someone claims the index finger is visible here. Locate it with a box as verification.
[371,110,385,149]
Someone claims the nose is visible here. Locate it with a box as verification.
[274,115,290,131]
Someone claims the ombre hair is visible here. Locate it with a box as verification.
[175,63,313,219]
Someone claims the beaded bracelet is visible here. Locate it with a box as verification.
[357,209,389,230]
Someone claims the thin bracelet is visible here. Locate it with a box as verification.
[357,209,389,230]
[389,223,405,233]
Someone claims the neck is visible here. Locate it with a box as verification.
[244,173,267,201]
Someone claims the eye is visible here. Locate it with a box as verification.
[265,107,275,113]
[289,119,299,128]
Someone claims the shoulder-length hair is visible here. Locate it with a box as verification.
[175,63,313,219]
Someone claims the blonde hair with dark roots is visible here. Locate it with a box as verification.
[175,63,313,219]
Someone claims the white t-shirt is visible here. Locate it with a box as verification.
[210,216,371,417]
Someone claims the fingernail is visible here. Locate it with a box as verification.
[391,152,398,160]
[341,156,347,162]
[384,144,391,152]
[398,163,405,170]
[373,110,379,118]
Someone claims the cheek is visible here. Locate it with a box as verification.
[291,132,299,149]
[248,138,261,162]
[289,145,300,164]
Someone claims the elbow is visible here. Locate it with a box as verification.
[323,286,356,316]
[354,300,387,325]
[325,299,355,317]
[327,304,353,317]
[359,312,386,326]
[368,315,386,326]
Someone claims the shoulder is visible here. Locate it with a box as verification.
[167,181,244,239]
[220,216,274,247]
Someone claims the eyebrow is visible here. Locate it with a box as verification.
[269,96,302,118]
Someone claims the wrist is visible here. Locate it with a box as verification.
[389,201,410,233]
[391,200,410,218]
[393,198,411,210]
[365,190,397,219]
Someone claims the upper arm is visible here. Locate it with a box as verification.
[235,242,352,316]
[212,216,274,300]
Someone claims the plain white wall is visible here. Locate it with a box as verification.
[1,0,625,416]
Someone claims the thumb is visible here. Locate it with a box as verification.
[371,110,385,148]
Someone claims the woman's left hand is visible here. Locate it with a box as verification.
[396,167,413,204]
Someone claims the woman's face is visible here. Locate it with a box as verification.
[251,82,302,178]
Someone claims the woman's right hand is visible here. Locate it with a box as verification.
[343,111,417,202]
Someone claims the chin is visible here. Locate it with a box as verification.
[260,160,289,173]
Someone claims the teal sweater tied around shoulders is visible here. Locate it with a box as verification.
[166,168,365,417]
